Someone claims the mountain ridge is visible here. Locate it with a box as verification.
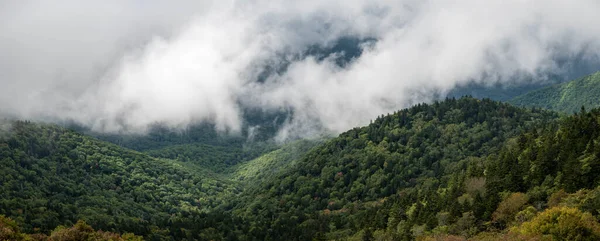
[509,71,600,113]
[5,98,600,240]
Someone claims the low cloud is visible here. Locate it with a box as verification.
[1,0,600,139]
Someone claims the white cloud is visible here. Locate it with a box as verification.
[1,0,600,138]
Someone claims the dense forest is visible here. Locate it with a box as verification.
[4,97,600,240]
[224,97,562,240]
[0,216,143,241]
[0,121,243,239]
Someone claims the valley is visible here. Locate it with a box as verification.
[4,73,600,240]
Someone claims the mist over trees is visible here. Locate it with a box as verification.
[4,97,600,240]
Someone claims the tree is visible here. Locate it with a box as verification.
[513,207,600,241]
[492,193,528,227]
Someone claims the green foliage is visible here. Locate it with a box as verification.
[7,97,600,240]
[230,139,320,184]
[0,215,29,241]
[492,193,529,226]
[93,122,279,174]
[510,71,600,113]
[144,142,276,173]
[0,121,242,239]
[0,215,143,241]
[486,107,600,194]
[225,97,557,240]
[513,207,600,241]
[49,220,143,241]
[92,123,240,151]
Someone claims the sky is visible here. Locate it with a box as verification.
[1,0,600,139]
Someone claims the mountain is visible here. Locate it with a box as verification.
[447,81,555,102]
[0,121,242,239]
[88,117,282,174]
[230,139,320,185]
[0,121,320,240]
[447,57,599,102]
[224,97,561,240]
[6,98,600,240]
[509,71,600,113]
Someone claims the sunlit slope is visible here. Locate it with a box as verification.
[510,71,600,113]
[0,121,236,237]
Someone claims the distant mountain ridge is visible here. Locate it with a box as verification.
[509,71,600,113]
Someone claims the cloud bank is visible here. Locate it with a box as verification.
[1,0,600,138]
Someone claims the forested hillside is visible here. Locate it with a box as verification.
[5,98,600,240]
[510,71,600,113]
[224,98,561,240]
[447,82,553,102]
[0,121,243,239]
[6,1,600,241]
[0,121,320,240]
[86,110,288,175]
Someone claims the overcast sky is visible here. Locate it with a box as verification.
[1,0,600,138]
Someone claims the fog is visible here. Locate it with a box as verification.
[1,0,600,138]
